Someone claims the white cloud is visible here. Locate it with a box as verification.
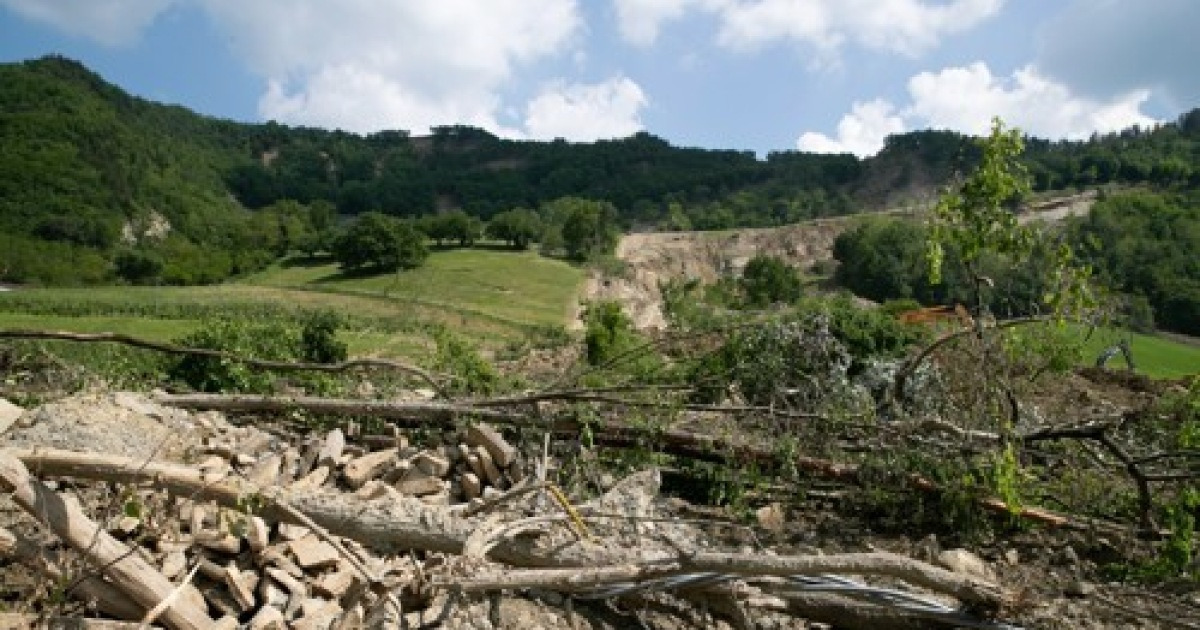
[613,0,1003,57]
[906,62,1156,137]
[798,62,1157,157]
[797,99,904,155]
[197,0,583,135]
[0,0,175,46]
[524,77,648,141]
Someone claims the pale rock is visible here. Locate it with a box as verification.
[465,423,518,468]
[413,451,451,477]
[0,397,24,436]
[313,567,355,599]
[342,448,398,488]
[460,473,482,500]
[258,575,291,609]
[160,550,187,579]
[755,503,786,532]
[246,516,270,552]
[332,605,364,630]
[936,548,995,582]
[318,429,345,467]
[248,603,286,629]
[291,464,330,490]
[223,563,257,611]
[278,523,312,542]
[1065,579,1095,597]
[197,532,242,555]
[473,446,504,487]
[395,470,446,496]
[289,537,340,570]
[211,616,240,630]
[247,453,282,487]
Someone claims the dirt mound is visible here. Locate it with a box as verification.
[583,218,855,329]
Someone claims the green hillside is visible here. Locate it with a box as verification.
[4,55,1200,288]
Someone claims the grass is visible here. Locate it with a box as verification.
[0,248,586,363]
[1075,326,1200,379]
[247,248,584,329]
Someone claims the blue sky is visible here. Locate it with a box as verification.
[1,0,1194,156]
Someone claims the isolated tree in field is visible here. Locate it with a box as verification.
[741,254,803,307]
[425,210,483,247]
[486,208,542,249]
[333,211,428,272]
[548,197,619,261]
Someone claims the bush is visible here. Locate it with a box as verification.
[300,310,348,364]
[432,329,499,395]
[169,319,302,393]
[741,254,803,307]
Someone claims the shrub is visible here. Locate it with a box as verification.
[741,254,803,307]
[169,319,302,393]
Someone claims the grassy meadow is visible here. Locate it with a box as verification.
[0,248,587,363]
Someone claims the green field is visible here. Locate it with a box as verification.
[0,248,587,361]
[1075,326,1200,379]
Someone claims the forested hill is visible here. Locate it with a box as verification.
[2,54,1200,286]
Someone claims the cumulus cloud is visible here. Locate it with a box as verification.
[197,0,582,135]
[798,62,1157,157]
[524,77,648,141]
[0,0,175,46]
[797,99,904,155]
[613,0,1003,56]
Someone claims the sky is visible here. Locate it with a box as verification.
[0,0,1195,157]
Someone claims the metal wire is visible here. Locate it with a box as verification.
[575,570,1024,629]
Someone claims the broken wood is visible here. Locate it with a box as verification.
[0,454,215,630]
[0,447,1010,613]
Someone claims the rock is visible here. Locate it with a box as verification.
[223,563,257,611]
[915,534,941,564]
[1004,548,1020,566]
[353,479,391,501]
[211,616,240,630]
[313,567,355,599]
[1058,545,1080,567]
[466,453,486,481]
[413,451,451,478]
[1065,579,1095,598]
[247,453,282,487]
[936,548,995,582]
[293,599,342,630]
[278,523,312,542]
[246,516,270,552]
[160,550,187,579]
[332,605,364,630]
[318,429,345,467]
[343,448,399,488]
[197,532,242,555]
[258,575,290,609]
[248,604,286,629]
[465,423,518,468]
[755,503,786,532]
[395,470,446,496]
[473,446,504,487]
[290,464,330,490]
[0,397,24,436]
[461,473,482,500]
[289,537,340,570]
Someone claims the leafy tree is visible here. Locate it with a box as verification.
[486,208,543,249]
[424,209,482,247]
[548,197,620,261]
[332,212,428,272]
[740,254,803,307]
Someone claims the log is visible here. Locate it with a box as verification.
[0,454,215,630]
[0,527,144,621]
